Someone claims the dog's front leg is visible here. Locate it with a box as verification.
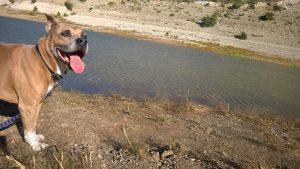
[18,103,48,151]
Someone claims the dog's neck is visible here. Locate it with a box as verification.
[38,37,68,79]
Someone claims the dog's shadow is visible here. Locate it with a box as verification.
[0,100,24,154]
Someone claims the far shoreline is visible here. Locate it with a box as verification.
[0,7,299,67]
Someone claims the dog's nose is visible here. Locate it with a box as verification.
[76,37,86,45]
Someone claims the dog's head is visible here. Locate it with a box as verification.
[44,14,88,73]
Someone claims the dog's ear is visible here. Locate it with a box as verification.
[45,14,58,33]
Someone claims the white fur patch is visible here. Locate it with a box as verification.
[24,131,48,151]
[86,43,89,54]
[46,83,54,96]
[56,64,62,75]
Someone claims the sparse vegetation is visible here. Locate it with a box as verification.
[248,2,256,9]
[259,12,274,21]
[199,12,219,27]
[1,89,298,168]
[181,0,195,3]
[234,31,247,40]
[56,12,61,17]
[108,1,115,6]
[64,1,73,11]
[33,6,38,12]
[31,0,36,4]
[79,0,87,2]
[273,4,283,11]
[9,0,15,4]
[228,1,244,9]
[170,13,174,17]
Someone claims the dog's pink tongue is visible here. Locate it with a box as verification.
[70,55,85,73]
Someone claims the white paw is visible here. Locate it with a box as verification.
[24,131,48,151]
[40,143,49,149]
[36,134,45,141]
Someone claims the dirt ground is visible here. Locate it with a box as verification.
[0,89,299,168]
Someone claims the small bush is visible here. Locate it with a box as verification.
[9,0,15,3]
[248,2,255,9]
[182,0,195,3]
[108,1,115,6]
[234,32,247,40]
[64,1,73,11]
[199,11,220,27]
[33,6,38,12]
[79,0,87,2]
[273,4,283,11]
[200,15,217,27]
[259,12,274,21]
[30,7,39,15]
[229,1,244,10]
[170,13,174,17]
[31,0,36,4]
[63,13,68,17]
[56,12,61,17]
[224,12,230,18]
[204,3,210,7]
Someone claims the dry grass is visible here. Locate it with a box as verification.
[1,89,299,168]
[122,127,145,157]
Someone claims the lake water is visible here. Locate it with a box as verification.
[0,16,299,116]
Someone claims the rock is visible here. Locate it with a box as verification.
[206,127,214,134]
[152,152,160,161]
[161,150,174,159]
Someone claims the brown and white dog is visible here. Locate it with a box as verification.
[0,14,88,151]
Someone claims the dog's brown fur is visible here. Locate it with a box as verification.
[0,14,87,151]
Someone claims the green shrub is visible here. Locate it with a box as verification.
[200,15,217,27]
[33,6,38,12]
[228,1,244,9]
[273,4,283,11]
[259,12,274,21]
[182,0,195,3]
[224,12,230,18]
[199,11,221,27]
[56,12,61,17]
[108,1,115,6]
[64,1,73,11]
[31,0,36,4]
[248,2,255,9]
[234,32,247,40]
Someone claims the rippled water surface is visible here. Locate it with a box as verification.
[0,16,299,116]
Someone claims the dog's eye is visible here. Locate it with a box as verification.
[60,30,71,37]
